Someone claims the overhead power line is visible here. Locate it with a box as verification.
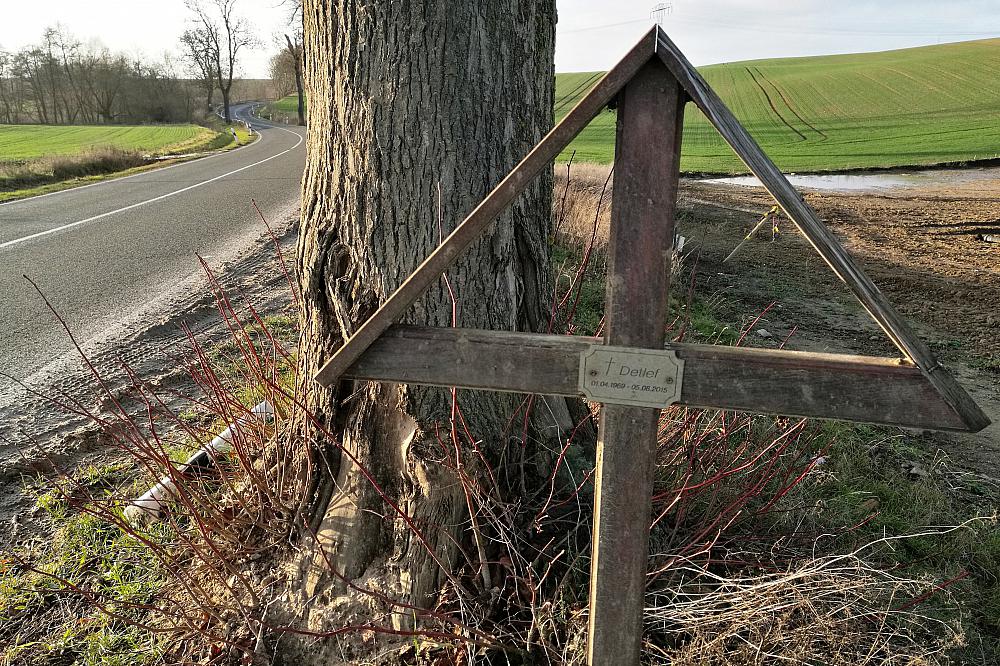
[555,15,1000,39]
[557,18,650,35]
[666,15,1000,38]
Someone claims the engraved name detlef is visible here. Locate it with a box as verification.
[579,346,684,408]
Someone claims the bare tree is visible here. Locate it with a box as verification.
[40,29,67,123]
[185,0,255,123]
[49,27,85,123]
[0,48,19,124]
[180,28,217,113]
[282,32,304,126]
[267,48,296,98]
[83,48,131,123]
[20,47,52,123]
[275,0,305,125]
[1,27,195,125]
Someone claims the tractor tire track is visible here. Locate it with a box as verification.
[745,66,808,141]
[554,72,604,116]
[752,67,829,140]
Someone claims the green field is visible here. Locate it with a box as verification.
[262,40,1000,173]
[557,38,1000,173]
[0,122,247,202]
[271,95,303,115]
[260,94,305,124]
[0,124,214,161]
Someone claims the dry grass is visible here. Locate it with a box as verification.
[552,159,686,263]
[644,551,962,665]
[547,548,963,666]
[553,162,613,250]
[0,146,150,190]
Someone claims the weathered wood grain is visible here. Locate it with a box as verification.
[313,29,658,387]
[344,325,974,431]
[652,26,989,432]
[586,62,685,666]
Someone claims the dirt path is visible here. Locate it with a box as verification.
[676,177,1000,471]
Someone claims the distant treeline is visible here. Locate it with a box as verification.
[0,27,272,126]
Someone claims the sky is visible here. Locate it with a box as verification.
[1,0,999,78]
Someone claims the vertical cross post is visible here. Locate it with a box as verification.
[587,61,685,665]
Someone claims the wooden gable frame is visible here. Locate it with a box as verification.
[314,26,989,434]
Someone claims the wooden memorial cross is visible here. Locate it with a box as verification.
[314,26,989,666]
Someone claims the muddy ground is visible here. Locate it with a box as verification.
[676,176,1000,471]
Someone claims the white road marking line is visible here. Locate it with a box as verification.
[0,125,303,252]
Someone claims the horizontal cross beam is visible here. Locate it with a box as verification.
[342,325,973,431]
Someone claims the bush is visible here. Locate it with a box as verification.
[0,146,150,192]
[47,147,149,180]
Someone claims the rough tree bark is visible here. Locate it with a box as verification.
[293,0,568,623]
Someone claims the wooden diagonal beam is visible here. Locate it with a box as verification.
[342,325,983,432]
[651,27,989,432]
[314,28,660,387]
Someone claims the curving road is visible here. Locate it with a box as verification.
[0,104,306,396]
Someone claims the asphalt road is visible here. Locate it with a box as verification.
[0,104,306,392]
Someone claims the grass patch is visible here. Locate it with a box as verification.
[0,124,213,161]
[557,38,1000,173]
[674,295,740,345]
[1,305,298,665]
[197,115,254,152]
[207,314,298,408]
[267,37,1000,172]
[0,120,252,201]
[1,461,170,666]
[271,95,304,116]
[775,422,1000,659]
[258,95,305,124]
[971,356,1000,374]
[550,243,605,335]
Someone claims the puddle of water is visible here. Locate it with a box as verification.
[702,166,1000,193]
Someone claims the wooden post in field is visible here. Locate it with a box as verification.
[586,61,685,666]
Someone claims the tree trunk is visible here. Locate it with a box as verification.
[294,72,305,127]
[284,34,306,127]
[293,0,562,623]
[221,86,231,123]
